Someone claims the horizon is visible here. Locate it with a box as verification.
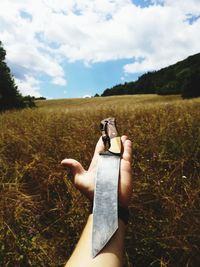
[1,0,200,99]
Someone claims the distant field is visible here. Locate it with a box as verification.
[36,94,182,110]
[0,95,200,267]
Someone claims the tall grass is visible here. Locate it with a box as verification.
[0,95,200,266]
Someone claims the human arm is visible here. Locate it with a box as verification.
[61,135,133,267]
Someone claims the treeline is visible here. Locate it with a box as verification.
[102,53,200,98]
[0,41,44,112]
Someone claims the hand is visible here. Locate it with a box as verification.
[61,136,133,207]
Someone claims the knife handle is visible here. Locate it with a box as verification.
[100,117,121,155]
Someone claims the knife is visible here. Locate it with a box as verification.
[92,117,121,258]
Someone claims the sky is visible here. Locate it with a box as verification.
[0,0,200,99]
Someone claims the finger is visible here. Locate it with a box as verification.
[122,139,132,162]
[88,137,105,171]
[61,159,85,176]
[121,135,128,145]
[94,136,105,155]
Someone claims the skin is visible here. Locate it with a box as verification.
[61,135,133,267]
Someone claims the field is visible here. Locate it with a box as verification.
[0,95,200,267]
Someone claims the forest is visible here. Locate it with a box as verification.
[102,53,200,98]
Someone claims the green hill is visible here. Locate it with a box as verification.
[102,53,200,98]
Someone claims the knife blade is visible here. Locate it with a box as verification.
[92,117,121,258]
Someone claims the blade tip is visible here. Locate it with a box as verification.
[92,251,98,258]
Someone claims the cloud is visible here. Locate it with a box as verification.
[15,75,41,97]
[82,94,91,98]
[0,0,67,96]
[0,0,200,95]
[52,77,67,86]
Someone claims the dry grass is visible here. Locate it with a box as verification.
[0,95,200,266]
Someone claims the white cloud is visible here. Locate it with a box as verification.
[52,77,67,86]
[15,75,41,97]
[0,0,67,96]
[82,94,91,98]
[0,0,200,96]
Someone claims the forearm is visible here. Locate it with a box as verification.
[65,214,126,267]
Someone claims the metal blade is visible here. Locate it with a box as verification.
[92,153,120,258]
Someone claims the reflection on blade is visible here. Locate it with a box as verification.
[92,154,120,258]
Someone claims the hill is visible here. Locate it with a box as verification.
[102,53,200,98]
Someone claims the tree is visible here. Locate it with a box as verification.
[181,69,200,98]
[0,41,35,111]
[100,53,200,97]
[157,81,180,95]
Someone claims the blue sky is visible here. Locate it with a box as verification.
[0,0,200,98]
[42,59,138,98]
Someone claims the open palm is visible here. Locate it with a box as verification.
[61,135,133,207]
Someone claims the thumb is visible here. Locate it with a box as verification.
[61,158,85,177]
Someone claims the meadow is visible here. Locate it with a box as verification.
[0,95,200,267]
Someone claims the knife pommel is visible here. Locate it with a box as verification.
[100,117,121,155]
